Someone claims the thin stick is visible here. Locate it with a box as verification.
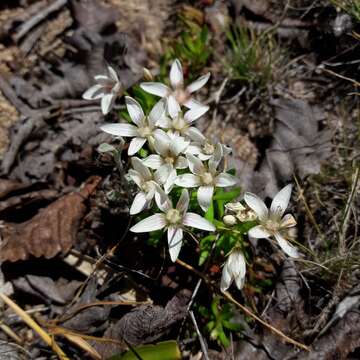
[222,291,309,351]
[14,0,67,42]
[189,311,210,360]
[0,293,69,359]
[176,259,309,351]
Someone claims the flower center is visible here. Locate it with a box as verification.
[172,116,187,132]
[165,209,182,225]
[201,172,214,185]
[203,142,215,155]
[142,180,153,193]
[138,125,152,138]
[165,156,175,165]
[264,219,280,233]
[174,88,190,105]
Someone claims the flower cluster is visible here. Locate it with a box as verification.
[94,59,237,262]
[221,184,299,292]
[83,59,301,293]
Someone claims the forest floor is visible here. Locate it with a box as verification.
[0,0,359,359]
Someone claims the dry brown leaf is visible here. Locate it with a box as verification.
[0,176,101,262]
[0,179,29,199]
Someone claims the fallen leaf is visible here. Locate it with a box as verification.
[251,98,332,198]
[95,290,191,358]
[0,179,29,199]
[0,176,101,262]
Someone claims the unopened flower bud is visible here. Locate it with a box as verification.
[223,215,237,226]
[143,67,154,81]
[225,202,245,212]
[221,249,246,291]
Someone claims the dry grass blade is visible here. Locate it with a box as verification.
[222,291,310,351]
[0,293,69,359]
[51,328,102,360]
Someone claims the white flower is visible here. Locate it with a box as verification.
[223,214,237,226]
[220,249,246,291]
[127,157,165,215]
[225,202,257,222]
[174,144,238,211]
[186,127,232,161]
[140,59,210,117]
[83,66,121,115]
[244,184,299,258]
[142,130,189,193]
[100,97,166,155]
[130,189,215,262]
[156,101,209,137]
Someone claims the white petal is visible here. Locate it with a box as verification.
[127,169,143,188]
[197,186,214,212]
[244,192,268,221]
[215,173,238,187]
[169,136,189,156]
[101,94,114,115]
[130,214,166,232]
[108,66,119,82]
[183,213,215,231]
[198,153,212,161]
[170,59,184,88]
[280,214,297,228]
[234,269,246,290]
[94,75,112,85]
[174,174,201,188]
[100,123,138,137]
[153,131,170,156]
[164,168,177,194]
[155,187,172,212]
[167,94,181,118]
[248,225,271,238]
[176,189,190,214]
[184,105,209,123]
[227,250,246,290]
[208,144,223,173]
[274,232,299,258]
[167,226,183,262]
[125,97,145,126]
[128,137,147,155]
[270,184,292,218]
[149,99,166,127]
[82,84,105,100]
[130,192,148,215]
[220,265,233,292]
[186,72,210,93]
[140,82,169,97]
[156,114,171,128]
[183,97,206,109]
[186,127,206,143]
[131,157,152,180]
[154,164,172,184]
[186,144,202,155]
[142,154,164,169]
[175,156,188,169]
[186,154,205,175]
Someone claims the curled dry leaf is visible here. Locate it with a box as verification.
[95,290,191,358]
[0,179,30,198]
[0,176,101,262]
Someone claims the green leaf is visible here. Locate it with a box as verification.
[213,188,241,202]
[222,320,242,331]
[204,200,214,222]
[218,330,230,348]
[107,341,181,360]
